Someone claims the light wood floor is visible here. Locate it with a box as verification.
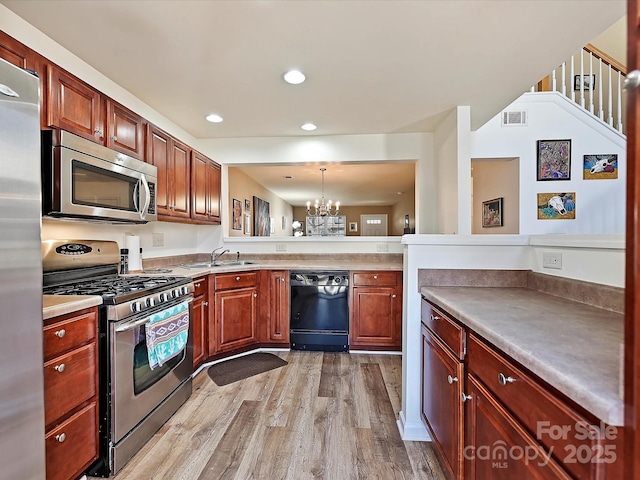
[113,351,446,480]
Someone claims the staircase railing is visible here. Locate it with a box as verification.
[534,44,626,135]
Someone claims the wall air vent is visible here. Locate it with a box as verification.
[501,110,527,126]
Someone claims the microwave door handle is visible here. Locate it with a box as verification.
[137,174,151,220]
[133,179,140,214]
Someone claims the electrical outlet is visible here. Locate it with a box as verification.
[276,243,287,252]
[376,243,388,253]
[152,233,164,247]
[542,251,562,270]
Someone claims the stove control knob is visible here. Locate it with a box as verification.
[146,297,155,308]
[159,293,169,302]
[130,301,143,313]
[181,286,189,295]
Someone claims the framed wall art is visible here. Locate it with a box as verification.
[574,74,596,91]
[253,196,270,236]
[482,197,503,228]
[232,198,242,230]
[244,214,251,235]
[583,154,618,180]
[537,192,576,220]
[537,139,571,181]
[244,198,251,211]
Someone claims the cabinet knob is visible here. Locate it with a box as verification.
[94,129,103,135]
[55,433,66,443]
[461,392,472,403]
[498,372,516,385]
[54,363,66,373]
[236,276,241,281]
[391,294,397,298]
[203,301,209,307]
[280,277,285,282]
[195,283,201,288]
[54,329,66,338]
[447,375,458,384]
[430,314,440,321]
[111,135,117,141]
[373,275,378,279]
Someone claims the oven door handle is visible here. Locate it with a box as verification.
[115,316,152,332]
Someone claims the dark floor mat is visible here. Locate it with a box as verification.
[207,352,288,386]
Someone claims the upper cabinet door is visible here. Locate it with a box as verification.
[207,160,221,223]
[47,65,104,143]
[0,30,29,68]
[191,151,209,221]
[147,125,172,216]
[106,101,145,160]
[170,139,191,218]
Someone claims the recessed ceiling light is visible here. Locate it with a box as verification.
[205,114,223,123]
[301,123,317,131]
[283,70,306,85]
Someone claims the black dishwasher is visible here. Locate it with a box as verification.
[289,271,349,352]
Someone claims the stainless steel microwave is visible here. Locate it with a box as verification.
[42,130,157,223]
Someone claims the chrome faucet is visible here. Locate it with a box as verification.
[211,247,230,264]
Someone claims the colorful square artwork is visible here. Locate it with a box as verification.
[583,154,618,180]
[537,193,576,220]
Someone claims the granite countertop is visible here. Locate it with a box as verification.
[43,295,103,320]
[420,286,624,426]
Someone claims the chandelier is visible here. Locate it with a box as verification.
[306,168,340,217]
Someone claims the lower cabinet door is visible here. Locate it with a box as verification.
[465,375,571,480]
[45,402,98,480]
[192,294,208,368]
[421,325,464,480]
[215,287,257,351]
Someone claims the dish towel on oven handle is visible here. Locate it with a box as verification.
[145,300,189,370]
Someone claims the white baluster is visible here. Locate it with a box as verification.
[580,49,585,108]
[598,58,604,120]
[617,71,623,133]
[552,68,557,92]
[561,62,566,96]
[608,64,614,127]
[589,52,594,114]
[571,56,575,102]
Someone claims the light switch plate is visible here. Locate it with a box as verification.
[152,233,164,247]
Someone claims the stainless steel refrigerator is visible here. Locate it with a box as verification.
[0,59,46,478]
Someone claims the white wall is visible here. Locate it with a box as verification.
[471,92,626,234]
[434,109,458,234]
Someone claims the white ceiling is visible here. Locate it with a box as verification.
[1,0,626,207]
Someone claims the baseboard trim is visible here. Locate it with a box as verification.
[397,410,431,441]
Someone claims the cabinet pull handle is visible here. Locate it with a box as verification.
[54,364,66,373]
[430,314,440,321]
[447,375,458,384]
[236,276,241,281]
[55,433,66,443]
[461,392,472,403]
[54,329,66,338]
[498,373,516,385]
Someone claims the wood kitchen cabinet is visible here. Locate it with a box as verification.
[210,271,259,353]
[421,302,465,480]
[43,307,99,480]
[350,271,402,350]
[267,270,290,344]
[191,150,221,224]
[147,124,191,220]
[191,275,209,369]
[47,64,145,159]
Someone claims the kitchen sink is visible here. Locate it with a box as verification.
[180,261,257,269]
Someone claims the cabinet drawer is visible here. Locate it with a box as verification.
[193,276,208,297]
[43,310,96,361]
[44,343,97,427]
[215,271,257,291]
[421,299,465,360]
[45,402,98,480]
[352,271,399,287]
[467,333,602,480]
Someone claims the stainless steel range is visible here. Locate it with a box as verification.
[42,240,194,477]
